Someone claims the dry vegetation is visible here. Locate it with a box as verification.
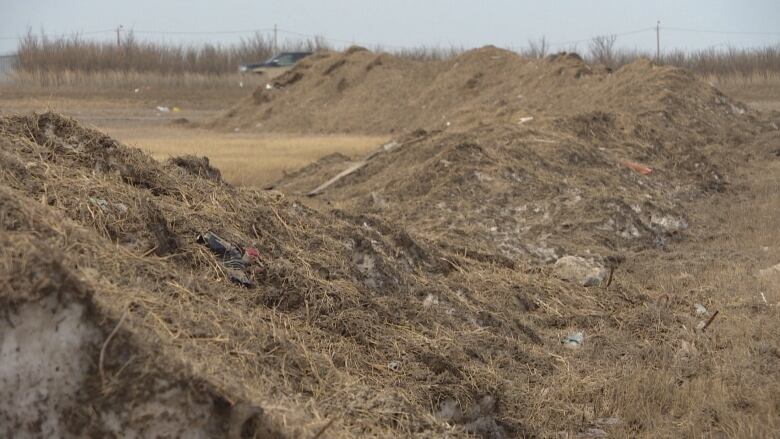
[108,126,386,186]
[5,32,780,93]
[1,36,779,438]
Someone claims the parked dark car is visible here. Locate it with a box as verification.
[239,52,312,77]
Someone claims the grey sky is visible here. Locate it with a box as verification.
[1,0,779,55]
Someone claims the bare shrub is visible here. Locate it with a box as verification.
[589,34,617,68]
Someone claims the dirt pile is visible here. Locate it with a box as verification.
[1,112,668,437]
[269,48,772,264]
[214,46,752,136]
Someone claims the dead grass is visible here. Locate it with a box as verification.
[105,125,387,187]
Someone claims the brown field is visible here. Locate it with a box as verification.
[2,53,779,438]
[0,79,387,187]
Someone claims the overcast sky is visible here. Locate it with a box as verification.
[2,0,779,55]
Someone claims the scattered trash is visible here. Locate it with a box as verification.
[156,106,171,113]
[133,88,140,93]
[594,417,622,426]
[265,83,273,90]
[694,303,709,317]
[89,197,128,215]
[172,106,181,113]
[89,197,110,212]
[554,255,608,287]
[387,361,400,371]
[576,428,608,438]
[623,160,653,175]
[382,140,399,151]
[238,81,244,88]
[196,231,264,287]
[697,310,720,332]
[233,127,241,132]
[760,292,768,305]
[518,116,534,124]
[563,331,584,349]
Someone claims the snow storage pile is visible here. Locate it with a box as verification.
[265,47,770,265]
[0,111,668,437]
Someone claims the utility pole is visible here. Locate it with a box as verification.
[273,24,278,54]
[116,25,123,47]
[656,21,660,61]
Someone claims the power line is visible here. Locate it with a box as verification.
[661,26,780,36]
[1,24,778,47]
[0,29,115,40]
[133,28,275,35]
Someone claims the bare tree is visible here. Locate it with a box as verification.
[590,34,617,67]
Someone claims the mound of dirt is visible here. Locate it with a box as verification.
[269,49,771,264]
[214,46,755,137]
[3,112,666,437]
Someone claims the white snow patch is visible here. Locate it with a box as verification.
[0,295,101,438]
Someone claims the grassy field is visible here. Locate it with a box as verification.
[0,80,386,188]
[108,126,386,186]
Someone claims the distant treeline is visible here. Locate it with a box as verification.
[13,30,780,79]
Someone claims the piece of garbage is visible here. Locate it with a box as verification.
[387,361,400,371]
[89,197,110,212]
[518,116,534,124]
[563,331,584,349]
[265,83,273,90]
[623,160,653,175]
[594,417,622,426]
[575,428,608,438]
[197,231,264,287]
[694,303,709,317]
[698,310,720,332]
[233,127,241,132]
[156,106,171,113]
[172,106,181,113]
[133,88,140,93]
[382,140,399,151]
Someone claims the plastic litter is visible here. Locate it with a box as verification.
[89,197,110,211]
[563,331,584,349]
[156,106,171,113]
[89,197,128,215]
[518,116,534,124]
[387,361,400,371]
[694,303,709,317]
[196,231,264,287]
[172,106,181,113]
[623,160,653,175]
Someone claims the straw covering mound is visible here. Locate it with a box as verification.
[0,111,691,438]
[266,47,769,265]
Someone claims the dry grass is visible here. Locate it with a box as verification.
[105,125,387,187]
[15,30,328,75]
